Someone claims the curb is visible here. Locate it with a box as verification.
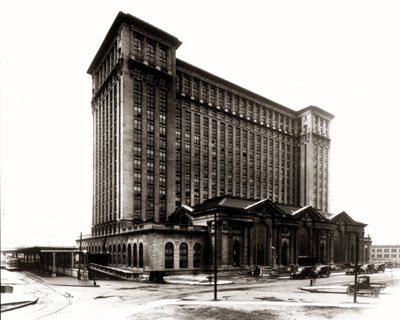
[1,297,39,313]
[24,272,99,288]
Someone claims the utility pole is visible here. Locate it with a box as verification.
[353,233,359,303]
[214,212,217,301]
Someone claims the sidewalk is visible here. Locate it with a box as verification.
[26,271,99,287]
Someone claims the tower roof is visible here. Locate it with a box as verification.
[87,11,182,75]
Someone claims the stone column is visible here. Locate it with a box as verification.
[289,228,294,265]
[329,231,334,264]
[268,226,273,266]
[52,252,56,277]
[294,228,299,265]
[277,227,281,265]
[243,226,249,265]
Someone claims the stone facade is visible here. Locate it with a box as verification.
[80,12,367,274]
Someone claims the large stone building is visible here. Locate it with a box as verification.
[80,12,367,275]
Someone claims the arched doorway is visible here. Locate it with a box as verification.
[127,244,132,267]
[320,243,326,264]
[298,227,310,257]
[117,244,121,264]
[281,241,288,266]
[122,244,126,265]
[233,240,240,267]
[333,230,342,263]
[139,243,144,268]
[254,223,270,265]
[133,243,138,267]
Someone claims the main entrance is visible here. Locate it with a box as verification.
[254,223,270,265]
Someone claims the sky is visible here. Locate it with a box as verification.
[1,0,399,248]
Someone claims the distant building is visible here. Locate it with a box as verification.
[370,244,400,265]
[79,12,367,275]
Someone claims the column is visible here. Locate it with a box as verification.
[52,252,56,277]
[289,228,294,265]
[277,227,281,265]
[243,226,249,265]
[329,231,334,264]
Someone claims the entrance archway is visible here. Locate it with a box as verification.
[254,223,270,265]
[281,242,288,266]
[233,240,240,267]
[320,243,325,264]
[333,230,343,263]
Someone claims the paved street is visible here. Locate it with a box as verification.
[1,268,399,319]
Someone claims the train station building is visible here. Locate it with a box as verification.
[79,12,367,277]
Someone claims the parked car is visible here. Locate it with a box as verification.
[329,264,341,271]
[290,266,313,279]
[358,264,370,274]
[315,265,331,278]
[345,265,362,275]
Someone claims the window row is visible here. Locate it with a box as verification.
[176,73,297,134]
[132,35,168,71]
[165,242,202,268]
[93,41,119,92]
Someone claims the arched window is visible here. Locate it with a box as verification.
[159,48,167,70]
[209,88,215,105]
[127,244,132,267]
[133,243,138,267]
[233,240,240,267]
[255,223,268,265]
[193,243,202,267]
[298,227,309,257]
[179,243,188,268]
[133,37,142,59]
[226,94,232,111]
[122,244,126,265]
[113,245,116,264]
[139,243,144,268]
[165,242,174,268]
[333,230,342,263]
[201,84,207,102]
[192,81,199,99]
[147,43,155,66]
[183,77,189,95]
[117,244,121,264]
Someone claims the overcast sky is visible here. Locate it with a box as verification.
[1,0,399,248]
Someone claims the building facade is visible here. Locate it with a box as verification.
[80,12,367,274]
[370,245,400,265]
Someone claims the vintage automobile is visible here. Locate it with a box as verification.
[374,263,386,273]
[314,265,331,278]
[345,265,359,275]
[345,264,368,275]
[290,266,314,279]
[347,276,386,297]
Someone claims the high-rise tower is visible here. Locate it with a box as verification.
[87,12,334,239]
